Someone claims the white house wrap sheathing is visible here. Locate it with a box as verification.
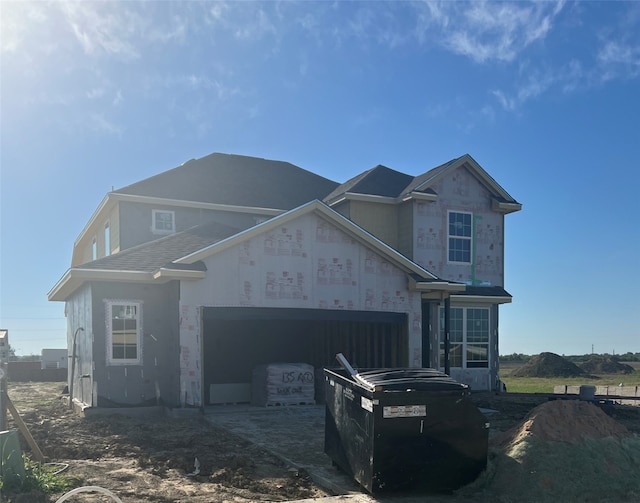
[179,213,424,404]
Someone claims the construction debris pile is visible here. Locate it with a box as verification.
[463,400,640,502]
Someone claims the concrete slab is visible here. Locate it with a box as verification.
[204,403,361,496]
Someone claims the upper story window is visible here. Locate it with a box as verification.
[106,300,142,365]
[448,211,472,263]
[439,306,489,369]
[152,209,175,234]
[104,222,110,256]
[91,237,97,261]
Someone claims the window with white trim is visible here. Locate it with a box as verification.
[439,307,489,368]
[106,300,142,365]
[448,211,472,263]
[91,237,97,260]
[152,209,175,234]
[104,222,110,256]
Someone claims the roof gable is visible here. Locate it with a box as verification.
[405,154,520,207]
[324,154,520,212]
[175,200,439,280]
[324,165,414,202]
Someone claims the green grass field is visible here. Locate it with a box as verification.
[499,361,640,394]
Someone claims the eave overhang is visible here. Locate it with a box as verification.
[401,191,438,203]
[48,266,205,302]
[152,268,206,281]
[327,191,438,207]
[491,199,522,214]
[408,275,466,299]
[450,294,513,305]
[326,192,398,206]
[111,193,286,216]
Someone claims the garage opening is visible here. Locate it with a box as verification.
[202,307,408,405]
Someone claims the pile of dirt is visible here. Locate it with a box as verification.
[465,400,640,503]
[496,399,632,446]
[510,352,586,377]
[580,356,635,374]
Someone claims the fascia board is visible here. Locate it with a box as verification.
[176,200,440,280]
[491,199,523,214]
[152,268,207,281]
[410,278,466,293]
[450,294,513,305]
[328,192,438,205]
[48,268,155,301]
[112,193,285,216]
[326,192,401,207]
[336,192,398,205]
[73,194,113,251]
[401,192,438,203]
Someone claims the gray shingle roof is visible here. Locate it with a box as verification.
[324,155,520,206]
[401,157,461,194]
[324,165,415,201]
[81,221,242,272]
[114,153,339,210]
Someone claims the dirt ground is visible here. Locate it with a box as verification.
[2,382,329,503]
[3,382,640,503]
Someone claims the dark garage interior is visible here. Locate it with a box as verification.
[202,307,408,404]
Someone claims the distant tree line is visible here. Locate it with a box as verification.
[500,352,640,363]
[6,344,40,362]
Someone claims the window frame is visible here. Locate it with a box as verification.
[91,237,97,261]
[439,306,490,369]
[152,209,175,235]
[105,300,143,366]
[104,221,110,257]
[447,210,473,264]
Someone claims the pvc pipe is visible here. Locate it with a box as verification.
[55,486,124,503]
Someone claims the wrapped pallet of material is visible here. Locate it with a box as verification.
[252,363,315,406]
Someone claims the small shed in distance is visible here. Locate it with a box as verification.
[41,349,68,370]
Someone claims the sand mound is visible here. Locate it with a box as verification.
[580,356,634,374]
[466,400,640,502]
[497,399,631,446]
[510,352,585,377]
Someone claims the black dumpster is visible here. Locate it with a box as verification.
[324,366,489,494]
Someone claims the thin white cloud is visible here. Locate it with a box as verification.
[491,60,583,112]
[59,2,141,61]
[148,15,189,44]
[430,1,566,64]
[88,113,123,137]
[87,88,106,100]
[234,7,276,41]
[597,41,640,81]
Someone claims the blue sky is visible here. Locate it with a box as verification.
[1,1,639,357]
